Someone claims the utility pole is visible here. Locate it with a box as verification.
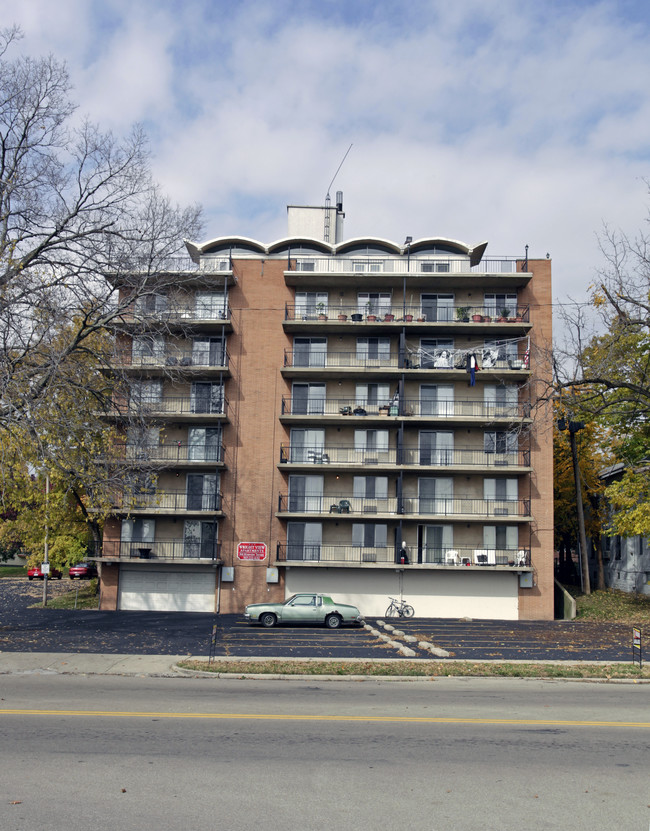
[558,418,590,595]
[42,472,50,607]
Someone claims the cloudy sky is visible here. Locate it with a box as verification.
[4,0,650,320]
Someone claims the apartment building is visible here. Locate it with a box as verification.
[98,196,554,619]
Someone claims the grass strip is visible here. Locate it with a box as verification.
[177,658,650,680]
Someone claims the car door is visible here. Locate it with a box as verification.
[280,594,322,623]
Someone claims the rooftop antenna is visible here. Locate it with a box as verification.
[324,143,352,242]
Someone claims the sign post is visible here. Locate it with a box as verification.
[632,627,642,669]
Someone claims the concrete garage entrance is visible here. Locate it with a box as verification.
[118,566,216,612]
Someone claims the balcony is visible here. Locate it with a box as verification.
[279,445,531,470]
[101,539,222,561]
[283,348,529,374]
[284,303,530,325]
[281,396,531,422]
[111,489,223,515]
[275,542,531,568]
[114,346,230,373]
[285,257,523,275]
[122,302,232,327]
[277,494,531,519]
[108,395,229,420]
[112,442,225,466]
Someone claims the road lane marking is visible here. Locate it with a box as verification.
[1,709,649,728]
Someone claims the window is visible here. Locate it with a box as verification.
[421,262,450,273]
[132,335,164,363]
[287,522,322,560]
[188,427,222,461]
[353,476,388,512]
[195,292,227,319]
[357,292,391,315]
[420,385,454,416]
[121,518,155,543]
[422,524,453,563]
[186,473,219,511]
[419,478,454,513]
[420,338,454,369]
[135,293,168,315]
[352,524,387,547]
[292,383,326,415]
[295,291,327,317]
[483,525,518,550]
[355,383,390,410]
[190,382,223,414]
[484,478,518,515]
[293,337,327,367]
[421,294,454,322]
[484,384,519,416]
[192,338,225,366]
[288,475,324,512]
[484,293,517,318]
[355,429,389,461]
[290,428,325,463]
[184,520,216,558]
[482,339,518,368]
[130,380,163,407]
[484,431,518,456]
[356,337,391,364]
[419,431,454,465]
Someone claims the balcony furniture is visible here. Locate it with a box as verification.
[351,313,363,322]
[329,499,351,514]
[339,406,353,415]
[379,406,389,416]
[515,550,527,567]
[474,549,496,565]
[137,548,152,559]
[307,450,330,464]
[353,407,367,416]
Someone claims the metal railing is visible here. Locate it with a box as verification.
[287,257,522,275]
[115,346,229,370]
[109,395,228,418]
[279,444,530,468]
[281,396,531,420]
[284,349,528,371]
[285,304,529,323]
[101,539,222,561]
[112,442,225,464]
[275,542,531,566]
[112,489,222,512]
[278,494,531,518]
[123,302,232,324]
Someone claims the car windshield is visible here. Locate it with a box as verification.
[283,595,298,605]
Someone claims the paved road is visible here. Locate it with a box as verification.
[0,578,639,661]
[2,675,649,831]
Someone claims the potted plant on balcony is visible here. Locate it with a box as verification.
[316,302,328,320]
[498,307,510,322]
[456,306,470,322]
[472,311,483,322]
[365,302,376,321]
[384,311,395,322]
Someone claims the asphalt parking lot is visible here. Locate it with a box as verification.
[0,577,638,661]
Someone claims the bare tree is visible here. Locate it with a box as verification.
[0,27,203,433]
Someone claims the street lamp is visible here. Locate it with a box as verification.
[557,418,590,594]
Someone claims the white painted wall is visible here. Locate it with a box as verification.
[285,568,519,619]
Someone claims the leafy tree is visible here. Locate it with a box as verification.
[554,183,650,537]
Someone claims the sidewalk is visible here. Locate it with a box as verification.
[0,652,190,676]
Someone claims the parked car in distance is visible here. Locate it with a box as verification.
[27,565,63,580]
[245,593,364,629]
[68,562,98,580]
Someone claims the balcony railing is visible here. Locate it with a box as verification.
[123,302,232,324]
[287,257,522,275]
[112,489,222,513]
[101,539,222,561]
[112,442,225,464]
[284,349,528,371]
[278,494,531,518]
[280,444,530,468]
[275,542,531,566]
[109,395,228,418]
[281,396,530,420]
[285,304,529,323]
[115,346,229,370]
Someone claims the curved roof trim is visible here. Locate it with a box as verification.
[334,237,403,255]
[267,236,333,255]
[185,235,489,265]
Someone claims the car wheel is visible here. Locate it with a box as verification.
[28,576,33,581]
[56,574,62,580]
[260,612,277,628]
[325,614,342,629]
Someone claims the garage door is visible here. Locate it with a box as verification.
[118,567,216,612]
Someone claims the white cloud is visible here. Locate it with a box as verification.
[3,0,650,322]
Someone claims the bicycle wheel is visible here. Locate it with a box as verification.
[402,604,415,618]
[385,603,396,617]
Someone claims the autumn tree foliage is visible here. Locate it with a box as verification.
[555,183,650,539]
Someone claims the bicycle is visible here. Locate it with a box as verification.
[385,596,415,618]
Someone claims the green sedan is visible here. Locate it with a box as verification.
[244,593,364,629]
